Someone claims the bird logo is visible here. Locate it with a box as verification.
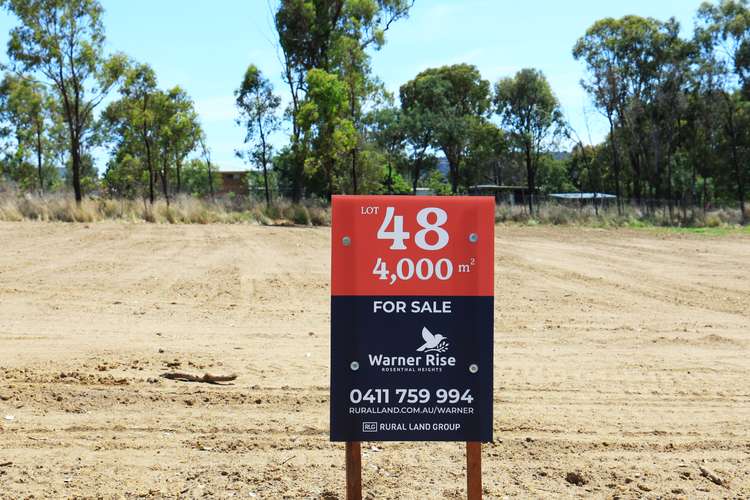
[417,327,449,353]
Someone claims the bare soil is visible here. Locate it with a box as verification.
[0,222,748,499]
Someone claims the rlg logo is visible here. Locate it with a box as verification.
[362,422,377,432]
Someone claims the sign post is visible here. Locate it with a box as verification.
[345,441,362,500]
[331,195,494,498]
[466,441,482,499]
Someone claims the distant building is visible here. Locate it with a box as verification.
[218,171,249,196]
[550,192,616,206]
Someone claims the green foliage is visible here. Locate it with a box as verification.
[274,0,412,200]
[1,0,749,229]
[538,155,575,193]
[3,0,126,201]
[102,154,143,199]
[0,72,64,192]
[180,159,221,197]
[400,64,491,193]
[368,105,408,193]
[425,170,451,196]
[235,64,281,205]
[63,152,98,195]
[102,61,202,204]
[462,120,506,189]
[299,68,357,197]
[373,164,411,194]
[495,68,565,211]
[695,0,750,223]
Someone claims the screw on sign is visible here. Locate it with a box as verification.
[330,195,494,499]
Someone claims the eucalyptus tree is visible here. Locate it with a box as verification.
[399,64,490,194]
[369,105,405,194]
[573,15,695,212]
[181,158,220,197]
[298,68,357,198]
[154,86,200,204]
[274,0,412,200]
[104,65,200,204]
[647,21,693,218]
[399,73,440,194]
[103,63,159,203]
[198,133,215,200]
[235,64,280,206]
[494,68,565,214]
[463,120,506,190]
[0,73,56,191]
[696,0,750,223]
[573,16,653,210]
[4,0,127,202]
[168,94,201,195]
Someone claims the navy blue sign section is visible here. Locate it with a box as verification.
[330,296,493,441]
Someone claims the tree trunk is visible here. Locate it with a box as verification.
[283,62,304,203]
[351,147,358,195]
[61,84,83,204]
[412,159,420,195]
[262,163,271,206]
[206,157,214,200]
[71,134,82,204]
[730,137,746,225]
[690,155,697,222]
[412,144,429,195]
[348,51,358,196]
[142,95,155,204]
[161,157,170,207]
[734,161,746,225]
[725,98,747,225]
[628,151,642,206]
[667,166,674,222]
[327,164,334,201]
[525,143,534,215]
[608,117,623,216]
[444,149,460,195]
[35,124,43,194]
[260,141,271,206]
[176,159,182,194]
[386,159,393,195]
[148,167,155,205]
[291,144,304,203]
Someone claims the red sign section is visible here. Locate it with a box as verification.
[331,195,494,296]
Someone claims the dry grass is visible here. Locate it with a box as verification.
[494,202,746,228]
[0,189,744,229]
[0,191,331,226]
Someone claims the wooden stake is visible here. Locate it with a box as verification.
[346,441,362,500]
[466,441,482,500]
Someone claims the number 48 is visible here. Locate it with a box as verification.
[377,206,449,251]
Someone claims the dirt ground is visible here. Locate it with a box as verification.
[0,221,748,499]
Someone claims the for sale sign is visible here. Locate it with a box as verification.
[330,195,494,442]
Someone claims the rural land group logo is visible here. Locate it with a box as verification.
[368,326,456,373]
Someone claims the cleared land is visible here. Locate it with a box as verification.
[0,222,748,499]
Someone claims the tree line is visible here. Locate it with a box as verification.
[0,0,748,224]
[0,0,214,204]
